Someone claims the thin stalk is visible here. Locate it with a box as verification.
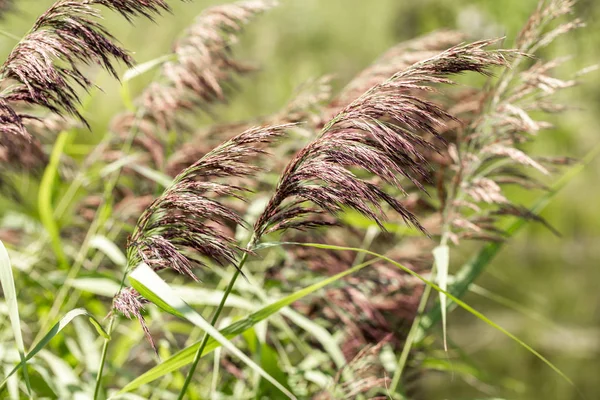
[38,131,70,270]
[388,272,433,393]
[93,317,116,400]
[177,235,257,399]
[34,73,159,344]
[0,29,20,42]
[93,257,134,400]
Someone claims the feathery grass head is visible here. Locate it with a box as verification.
[126,124,289,274]
[255,40,512,237]
[0,0,176,173]
[1,0,171,124]
[114,0,276,137]
[113,124,290,346]
[442,0,587,243]
[0,99,47,170]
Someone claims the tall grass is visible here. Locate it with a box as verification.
[0,0,596,398]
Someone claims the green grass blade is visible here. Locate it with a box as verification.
[122,54,176,82]
[38,131,69,269]
[89,235,127,267]
[129,165,173,188]
[70,276,256,310]
[469,284,557,328]
[286,242,575,388]
[0,240,31,396]
[118,259,376,394]
[418,142,600,337]
[100,154,142,177]
[0,308,109,389]
[279,308,346,369]
[433,245,449,351]
[128,264,297,399]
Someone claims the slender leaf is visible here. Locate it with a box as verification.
[38,131,69,268]
[285,242,575,387]
[129,164,173,188]
[0,240,31,395]
[90,236,126,267]
[70,277,256,310]
[128,263,297,399]
[118,260,375,394]
[100,154,141,178]
[122,54,176,82]
[0,309,109,388]
[433,245,449,351]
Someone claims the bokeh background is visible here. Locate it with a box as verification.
[1,0,598,398]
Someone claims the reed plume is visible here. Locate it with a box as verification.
[0,0,175,172]
[439,0,587,244]
[255,40,511,237]
[113,124,290,347]
[111,0,276,170]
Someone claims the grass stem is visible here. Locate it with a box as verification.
[177,236,256,399]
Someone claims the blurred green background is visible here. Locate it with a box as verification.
[1,0,599,398]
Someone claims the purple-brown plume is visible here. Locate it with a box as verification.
[113,124,290,348]
[0,0,176,171]
[255,40,512,237]
[112,0,276,145]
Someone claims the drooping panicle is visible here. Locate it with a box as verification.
[113,0,276,141]
[255,40,512,237]
[444,0,588,243]
[126,124,289,274]
[113,124,290,345]
[1,0,172,123]
[0,0,176,171]
[0,99,47,171]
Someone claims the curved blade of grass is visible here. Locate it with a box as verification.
[279,308,346,369]
[90,236,126,267]
[433,245,449,351]
[118,259,377,394]
[128,264,297,399]
[70,277,256,311]
[129,165,172,188]
[99,154,141,178]
[0,308,108,389]
[418,142,600,337]
[38,131,69,269]
[0,240,31,396]
[122,54,176,83]
[120,54,176,110]
[285,242,575,388]
[470,284,557,328]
